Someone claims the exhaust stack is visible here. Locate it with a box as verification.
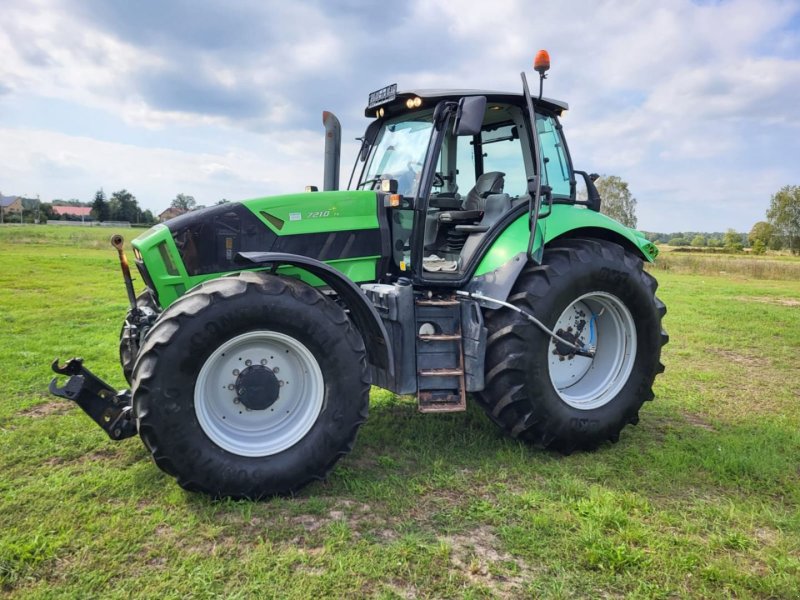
[322,111,341,191]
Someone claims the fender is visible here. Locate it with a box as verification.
[542,205,658,261]
[237,251,393,374]
[469,204,658,302]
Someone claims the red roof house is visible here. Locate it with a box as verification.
[52,206,93,219]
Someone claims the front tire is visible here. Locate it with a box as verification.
[132,272,370,498]
[119,290,159,385]
[475,238,668,453]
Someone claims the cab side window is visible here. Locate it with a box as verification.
[480,123,528,197]
[536,114,571,198]
[455,135,476,194]
[450,106,531,199]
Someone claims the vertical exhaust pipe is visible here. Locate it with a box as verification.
[322,111,341,191]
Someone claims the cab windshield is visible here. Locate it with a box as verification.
[359,110,434,197]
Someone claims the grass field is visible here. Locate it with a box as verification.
[1,225,799,599]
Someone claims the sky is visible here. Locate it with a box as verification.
[1,0,799,232]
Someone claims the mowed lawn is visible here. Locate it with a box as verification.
[1,226,799,599]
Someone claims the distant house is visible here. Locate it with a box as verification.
[159,207,187,222]
[0,194,23,216]
[52,206,93,220]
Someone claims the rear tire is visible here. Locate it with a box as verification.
[475,238,668,453]
[132,272,370,498]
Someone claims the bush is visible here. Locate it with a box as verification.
[668,237,689,246]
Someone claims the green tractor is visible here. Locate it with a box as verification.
[50,54,667,498]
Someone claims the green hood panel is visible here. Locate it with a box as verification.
[475,204,657,277]
[131,190,382,308]
[241,190,379,235]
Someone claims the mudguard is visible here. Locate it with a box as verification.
[469,204,658,302]
[237,251,393,374]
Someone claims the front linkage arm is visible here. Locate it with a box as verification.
[49,358,137,441]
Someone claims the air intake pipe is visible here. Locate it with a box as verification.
[322,111,341,191]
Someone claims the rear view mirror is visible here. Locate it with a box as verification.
[453,96,486,137]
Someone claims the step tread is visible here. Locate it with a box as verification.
[418,368,464,377]
[418,334,462,341]
[415,299,460,306]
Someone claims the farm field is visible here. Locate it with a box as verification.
[1,225,799,599]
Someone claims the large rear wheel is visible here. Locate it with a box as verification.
[132,272,370,498]
[475,238,668,452]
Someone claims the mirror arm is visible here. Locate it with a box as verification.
[574,170,602,212]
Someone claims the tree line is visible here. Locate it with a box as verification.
[596,177,800,255]
[24,190,226,225]
[15,189,158,225]
[9,177,800,254]
[89,189,156,224]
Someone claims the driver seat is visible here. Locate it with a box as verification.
[437,171,505,225]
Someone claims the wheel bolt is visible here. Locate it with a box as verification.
[261,359,267,365]
[273,367,280,374]
[233,369,240,376]
[228,384,235,390]
[279,381,285,387]
[233,398,240,404]
[245,359,252,366]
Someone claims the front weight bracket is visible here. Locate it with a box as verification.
[49,358,137,441]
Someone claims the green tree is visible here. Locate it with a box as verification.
[723,229,743,252]
[767,185,800,254]
[748,221,773,248]
[752,239,767,255]
[690,235,706,247]
[668,236,688,246]
[108,189,140,223]
[707,237,723,248]
[171,193,196,211]
[90,189,109,222]
[596,175,637,228]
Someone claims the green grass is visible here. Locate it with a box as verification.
[654,247,800,280]
[1,225,799,598]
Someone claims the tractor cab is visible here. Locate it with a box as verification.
[355,87,579,285]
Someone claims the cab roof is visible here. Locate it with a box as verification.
[364,88,568,118]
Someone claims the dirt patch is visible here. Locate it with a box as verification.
[753,526,780,546]
[681,411,716,432]
[441,526,533,598]
[289,499,374,535]
[737,296,800,308]
[714,349,770,369]
[18,400,73,418]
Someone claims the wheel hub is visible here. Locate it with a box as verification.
[235,364,280,410]
[553,328,582,359]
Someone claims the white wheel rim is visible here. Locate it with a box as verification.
[547,292,637,410]
[194,331,324,457]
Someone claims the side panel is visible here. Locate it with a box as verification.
[474,204,658,277]
[131,191,383,308]
[241,190,379,235]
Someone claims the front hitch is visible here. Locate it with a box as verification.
[49,358,137,441]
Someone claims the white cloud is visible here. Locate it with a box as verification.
[0,127,324,208]
[0,0,798,231]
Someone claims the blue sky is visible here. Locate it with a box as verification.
[1,0,799,231]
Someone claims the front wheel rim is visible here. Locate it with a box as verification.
[194,331,324,457]
[547,292,637,410]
